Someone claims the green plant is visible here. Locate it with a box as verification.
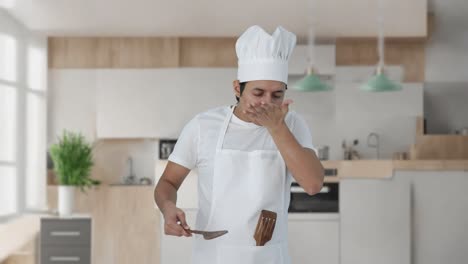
[49,130,100,191]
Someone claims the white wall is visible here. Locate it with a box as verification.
[426,0,468,81]
[423,0,468,134]
[423,82,468,134]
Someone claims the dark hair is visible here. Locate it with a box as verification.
[235,82,288,102]
[235,82,247,102]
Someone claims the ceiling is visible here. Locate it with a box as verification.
[2,0,427,37]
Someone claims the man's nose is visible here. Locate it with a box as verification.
[263,95,273,104]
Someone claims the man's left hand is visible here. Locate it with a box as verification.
[243,100,293,131]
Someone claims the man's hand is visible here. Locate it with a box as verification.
[161,201,192,237]
[243,99,293,131]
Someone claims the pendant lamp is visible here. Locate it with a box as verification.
[360,0,402,92]
[293,0,331,92]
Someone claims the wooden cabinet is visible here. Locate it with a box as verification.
[288,214,340,264]
[340,178,410,264]
[96,68,236,138]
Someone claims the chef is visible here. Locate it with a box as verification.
[154,25,324,264]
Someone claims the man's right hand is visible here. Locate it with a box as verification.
[162,201,192,237]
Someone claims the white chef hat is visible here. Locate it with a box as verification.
[236,25,296,84]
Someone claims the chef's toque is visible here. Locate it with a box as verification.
[236,25,296,84]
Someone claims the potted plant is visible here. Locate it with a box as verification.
[49,130,100,216]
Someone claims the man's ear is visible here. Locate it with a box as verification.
[233,80,241,97]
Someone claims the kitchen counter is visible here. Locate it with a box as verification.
[322,160,468,180]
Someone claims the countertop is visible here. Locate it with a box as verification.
[322,160,468,180]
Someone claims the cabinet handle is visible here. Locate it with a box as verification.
[50,256,80,262]
[50,231,81,237]
[291,186,330,194]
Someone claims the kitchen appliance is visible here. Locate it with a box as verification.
[159,139,177,160]
[317,145,329,160]
[288,182,339,213]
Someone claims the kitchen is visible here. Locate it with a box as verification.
[1,0,468,264]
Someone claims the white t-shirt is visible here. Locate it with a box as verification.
[168,105,315,228]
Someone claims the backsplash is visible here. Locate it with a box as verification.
[48,139,159,185]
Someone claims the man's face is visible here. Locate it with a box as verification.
[235,80,286,108]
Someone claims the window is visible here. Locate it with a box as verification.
[0,19,47,220]
[0,33,18,218]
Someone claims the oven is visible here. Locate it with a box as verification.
[288,169,339,213]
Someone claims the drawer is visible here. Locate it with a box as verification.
[41,246,90,264]
[41,219,91,246]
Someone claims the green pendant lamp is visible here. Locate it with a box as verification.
[292,0,332,92]
[293,67,332,92]
[360,0,402,92]
[360,66,402,92]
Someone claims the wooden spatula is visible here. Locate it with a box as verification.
[253,210,277,246]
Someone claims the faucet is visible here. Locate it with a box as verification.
[367,132,380,159]
[124,156,136,184]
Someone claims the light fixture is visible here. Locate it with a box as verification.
[293,0,332,92]
[361,0,402,92]
[293,67,331,92]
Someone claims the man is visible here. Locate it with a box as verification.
[154,25,324,264]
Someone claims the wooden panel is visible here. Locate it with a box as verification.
[48,38,99,68]
[105,37,179,68]
[412,135,468,160]
[47,186,160,264]
[48,37,179,68]
[179,37,237,67]
[321,160,468,179]
[336,38,425,82]
[393,160,468,170]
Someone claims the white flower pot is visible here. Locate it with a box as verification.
[58,185,75,217]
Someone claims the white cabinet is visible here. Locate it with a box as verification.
[395,171,468,264]
[49,70,98,142]
[96,68,236,138]
[340,178,410,264]
[288,214,340,264]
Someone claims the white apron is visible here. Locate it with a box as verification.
[191,106,291,264]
